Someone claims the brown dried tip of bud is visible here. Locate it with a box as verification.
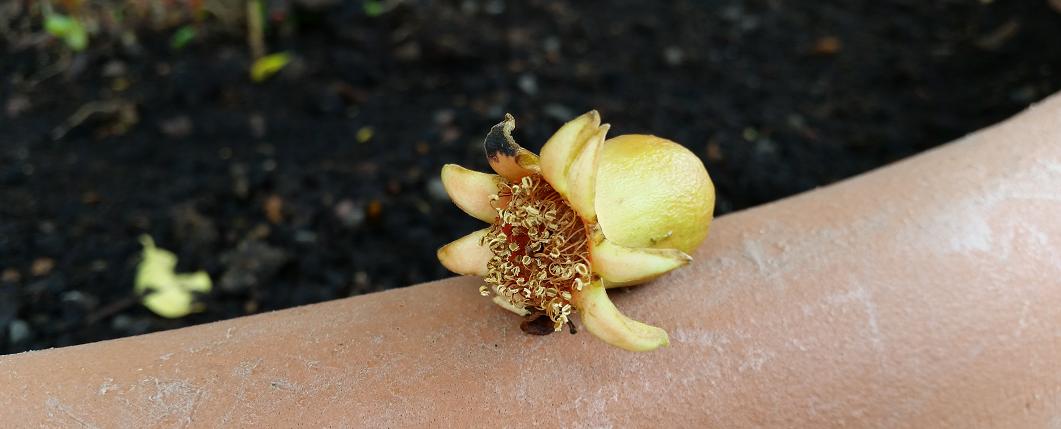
[483,114,539,181]
[484,113,518,160]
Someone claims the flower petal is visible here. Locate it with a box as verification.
[575,280,669,352]
[539,111,608,221]
[437,228,493,276]
[484,113,540,181]
[589,226,691,286]
[492,295,530,316]
[540,111,601,190]
[441,164,504,222]
[565,124,608,222]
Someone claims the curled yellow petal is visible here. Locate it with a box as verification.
[484,114,540,181]
[539,110,608,221]
[565,124,608,222]
[441,164,503,222]
[575,280,669,352]
[589,226,691,286]
[134,235,212,318]
[437,228,493,276]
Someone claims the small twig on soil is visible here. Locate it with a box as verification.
[25,54,70,87]
[83,294,139,327]
[52,294,139,336]
[50,100,136,140]
[245,0,265,60]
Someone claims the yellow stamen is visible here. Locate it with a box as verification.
[479,174,590,330]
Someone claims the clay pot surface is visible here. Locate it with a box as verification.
[3,93,1061,427]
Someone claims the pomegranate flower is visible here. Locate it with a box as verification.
[438,112,714,351]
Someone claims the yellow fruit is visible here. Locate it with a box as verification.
[595,134,715,254]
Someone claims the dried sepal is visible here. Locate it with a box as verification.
[484,113,540,181]
[441,164,504,223]
[575,280,669,352]
[437,228,493,276]
[588,226,691,286]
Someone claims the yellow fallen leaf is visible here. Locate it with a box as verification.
[356,126,374,143]
[134,235,212,318]
[250,52,292,83]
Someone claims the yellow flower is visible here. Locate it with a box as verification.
[438,111,714,351]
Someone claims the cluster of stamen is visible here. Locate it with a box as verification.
[480,175,591,330]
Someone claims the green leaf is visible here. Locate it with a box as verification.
[250,52,292,83]
[44,13,88,51]
[363,0,384,17]
[170,25,197,50]
[134,235,212,318]
[44,14,76,36]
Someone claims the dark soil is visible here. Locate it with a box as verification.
[2,1,1060,354]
